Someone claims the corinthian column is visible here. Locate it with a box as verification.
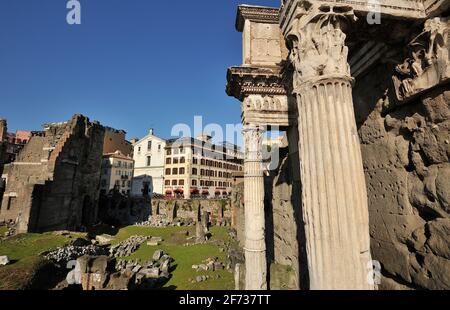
[242,125,267,290]
[286,5,374,290]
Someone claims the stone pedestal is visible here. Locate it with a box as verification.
[242,125,267,290]
[286,6,374,290]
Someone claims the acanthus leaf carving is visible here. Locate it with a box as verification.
[287,3,356,92]
[393,17,450,102]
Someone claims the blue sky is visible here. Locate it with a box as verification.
[0,0,280,142]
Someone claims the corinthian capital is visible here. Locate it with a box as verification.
[286,2,357,91]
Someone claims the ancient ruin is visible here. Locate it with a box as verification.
[0,119,7,202]
[147,199,231,228]
[227,0,450,290]
[0,114,105,233]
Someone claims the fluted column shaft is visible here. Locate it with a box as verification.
[296,79,372,290]
[243,125,267,290]
[286,6,374,290]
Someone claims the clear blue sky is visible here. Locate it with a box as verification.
[0,0,280,142]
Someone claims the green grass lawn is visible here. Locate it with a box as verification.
[0,226,7,236]
[0,232,79,290]
[0,225,235,290]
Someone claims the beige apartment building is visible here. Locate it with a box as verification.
[100,151,134,195]
[163,134,243,199]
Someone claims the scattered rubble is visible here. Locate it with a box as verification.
[227,247,244,271]
[43,243,108,266]
[63,250,174,290]
[95,234,115,245]
[227,228,237,240]
[192,257,225,273]
[1,222,16,238]
[135,216,169,227]
[136,216,194,228]
[146,236,163,246]
[195,275,209,283]
[109,235,149,258]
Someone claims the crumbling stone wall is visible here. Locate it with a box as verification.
[150,199,232,226]
[264,143,307,290]
[268,149,302,290]
[354,61,450,289]
[231,182,245,246]
[98,192,151,226]
[0,114,105,233]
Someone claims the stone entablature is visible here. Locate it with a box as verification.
[227,5,295,128]
[281,0,450,34]
[227,66,296,127]
[237,5,287,67]
[425,0,450,17]
[281,0,428,32]
[227,66,286,100]
[242,95,296,128]
[236,5,280,32]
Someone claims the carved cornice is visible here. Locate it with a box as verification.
[226,66,287,101]
[425,0,450,18]
[236,5,280,32]
[281,0,427,34]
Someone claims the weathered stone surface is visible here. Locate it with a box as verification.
[269,263,298,291]
[96,234,115,245]
[109,235,149,258]
[226,0,450,291]
[435,165,450,211]
[44,244,108,266]
[135,199,231,228]
[230,182,245,246]
[62,250,174,290]
[139,268,160,279]
[266,148,302,290]
[152,250,164,261]
[77,256,110,290]
[0,119,6,204]
[426,219,450,260]
[0,114,105,234]
[410,253,450,290]
[354,55,450,290]
[105,271,134,290]
[98,193,151,227]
